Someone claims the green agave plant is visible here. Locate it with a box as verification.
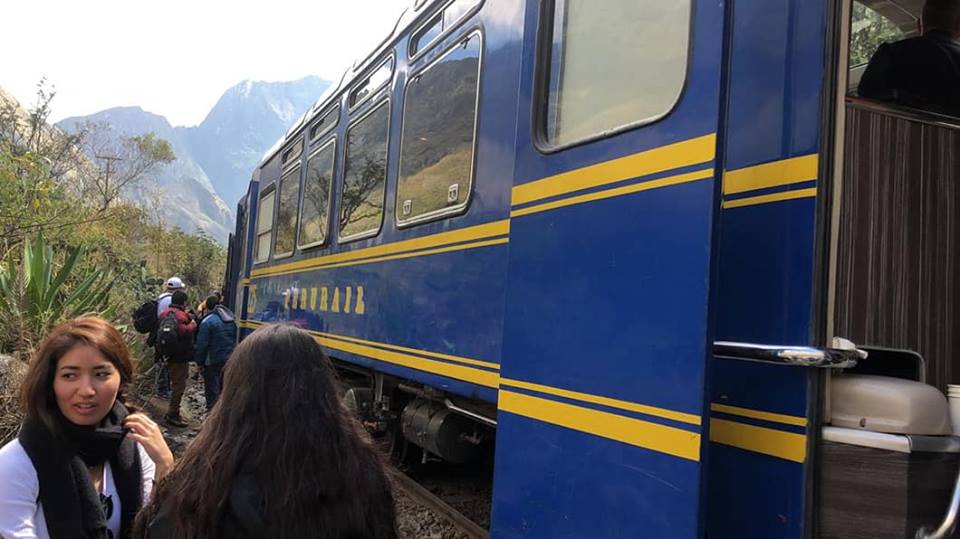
[0,236,116,350]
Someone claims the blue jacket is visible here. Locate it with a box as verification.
[194,306,237,366]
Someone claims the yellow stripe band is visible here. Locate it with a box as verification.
[240,320,499,378]
[723,154,819,195]
[710,418,806,463]
[723,187,817,209]
[511,134,716,207]
[499,390,701,461]
[314,332,499,388]
[316,331,500,371]
[251,219,509,278]
[710,403,807,427]
[511,168,714,219]
[502,378,700,426]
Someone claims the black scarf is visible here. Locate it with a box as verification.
[18,401,143,539]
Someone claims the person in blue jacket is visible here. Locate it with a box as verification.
[193,295,237,411]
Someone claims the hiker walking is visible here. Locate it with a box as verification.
[156,290,197,427]
[133,277,188,399]
[194,294,237,411]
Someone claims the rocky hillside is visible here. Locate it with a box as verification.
[58,107,234,241]
[184,77,328,208]
[56,76,330,242]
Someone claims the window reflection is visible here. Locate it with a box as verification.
[340,103,390,239]
[299,141,336,247]
[398,34,481,223]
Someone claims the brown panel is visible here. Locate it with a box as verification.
[835,103,960,392]
[819,441,958,538]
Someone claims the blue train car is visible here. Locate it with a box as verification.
[225,0,960,537]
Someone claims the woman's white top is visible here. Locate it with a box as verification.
[0,438,156,539]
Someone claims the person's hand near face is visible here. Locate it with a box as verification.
[123,413,174,479]
[53,343,174,478]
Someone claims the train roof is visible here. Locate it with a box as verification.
[259,0,447,169]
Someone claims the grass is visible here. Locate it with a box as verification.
[398,148,472,220]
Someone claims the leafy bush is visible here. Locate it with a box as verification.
[0,236,115,356]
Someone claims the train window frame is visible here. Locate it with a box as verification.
[253,187,276,264]
[309,105,340,144]
[408,0,484,60]
[532,0,693,153]
[297,137,338,251]
[237,199,249,274]
[348,56,395,111]
[338,98,392,244]
[272,164,302,260]
[280,139,303,168]
[396,30,483,228]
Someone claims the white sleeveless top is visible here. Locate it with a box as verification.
[0,438,156,539]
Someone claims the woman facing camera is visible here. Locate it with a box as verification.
[136,324,397,539]
[0,317,174,539]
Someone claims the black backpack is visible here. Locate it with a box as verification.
[132,299,159,334]
[156,310,182,356]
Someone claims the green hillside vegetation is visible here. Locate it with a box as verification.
[0,83,227,358]
[398,148,472,217]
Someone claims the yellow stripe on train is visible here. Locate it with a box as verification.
[499,390,702,462]
[709,418,807,463]
[251,219,509,278]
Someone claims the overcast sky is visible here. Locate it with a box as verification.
[1,0,406,127]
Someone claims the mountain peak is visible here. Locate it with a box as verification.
[50,76,330,242]
[190,76,330,206]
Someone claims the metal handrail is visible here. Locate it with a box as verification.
[713,340,866,368]
[916,467,960,539]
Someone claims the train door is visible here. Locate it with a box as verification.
[491,1,726,537]
[236,173,260,328]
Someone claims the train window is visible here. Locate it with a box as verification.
[411,13,442,56]
[309,106,340,143]
[298,139,336,248]
[339,101,390,241]
[254,189,275,263]
[274,167,301,258]
[349,57,394,109]
[281,140,303,167]
[398,33,481,225]
[443,0,477,29]
[541,0,690,148]
[849,2,905,67]
[409,0,482,58]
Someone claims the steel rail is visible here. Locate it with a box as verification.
[393,470,488,539]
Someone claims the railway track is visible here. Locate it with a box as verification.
[393,469,489,539]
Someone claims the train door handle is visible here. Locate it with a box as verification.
[713,338,866,368]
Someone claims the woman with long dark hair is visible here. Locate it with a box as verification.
[136,324,397,539]
[0,317,174,538]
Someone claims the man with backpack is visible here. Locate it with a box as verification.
[157,289,198,427]
[194,294,237,411]
[132,276,188,399]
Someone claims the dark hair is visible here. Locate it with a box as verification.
[20,317,135,435]
[203,294,219,312]
[135,324,397,539]
[924,0,960,36]
[170,290,188,307]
